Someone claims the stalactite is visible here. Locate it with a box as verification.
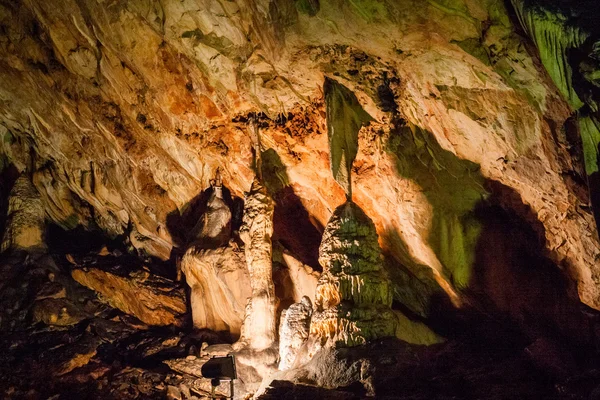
[510,0,588,109]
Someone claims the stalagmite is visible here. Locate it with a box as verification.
[192,169,231,249]
[278,296,313,371]
[310,201,397,348]
[181,170,251,333]
[1,175,46,253]
[237,177,278,351]
[180,246,250,335]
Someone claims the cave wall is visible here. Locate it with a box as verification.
[0,0,599,313]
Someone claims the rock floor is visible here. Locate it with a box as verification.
[0,250,599,399]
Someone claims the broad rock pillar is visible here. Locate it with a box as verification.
[310,201,396,348]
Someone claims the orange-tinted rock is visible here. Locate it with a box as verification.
[0,0,598,314]
[180,245,250,335]
[72,268,186,326]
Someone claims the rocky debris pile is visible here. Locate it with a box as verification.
[0,264,230,399]
[0,253,104,332]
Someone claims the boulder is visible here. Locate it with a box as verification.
[72,268,186,326]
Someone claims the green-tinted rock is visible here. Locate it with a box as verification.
[312,201,397,348]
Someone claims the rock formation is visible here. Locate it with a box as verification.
[1,175,45,253]
[179,170,251,334]
[191,170,232,248]
[72,267,186,326]
[237,177,278,351]
[311,201,396,348]
[2,0,600,398]
[278,296,313,371]
[0,0,597,319]
[279,250,320,304]
[180,245,250,335]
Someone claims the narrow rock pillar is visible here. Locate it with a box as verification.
[238,177,277,350]
[1,175,46,253]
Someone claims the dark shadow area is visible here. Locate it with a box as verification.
[0,163,20,243]
[166,183,242,252]
[46,223,126,255]
[468,180,597,352]
[384,118,600,363]
[261,148,323,270]
[47,223,179,280]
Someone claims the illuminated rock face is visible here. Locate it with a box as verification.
[238,178,278,351]
[278,296,312,371]
[0,0,599,321]
[71,267,186,326]
[192,182,231,249]
[311,201,396,348]
[180,177,250,334]
[180,245,250,335]
[1,175,45,253]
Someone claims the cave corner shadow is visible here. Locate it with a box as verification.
[382,120,600,358]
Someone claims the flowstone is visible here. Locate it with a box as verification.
[180,172,251,333]
[310,201,396,348]
[278,296,313,371]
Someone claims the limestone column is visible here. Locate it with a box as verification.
[310,201,397,348]
[238,177,278,351]
[1,175,46,253]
